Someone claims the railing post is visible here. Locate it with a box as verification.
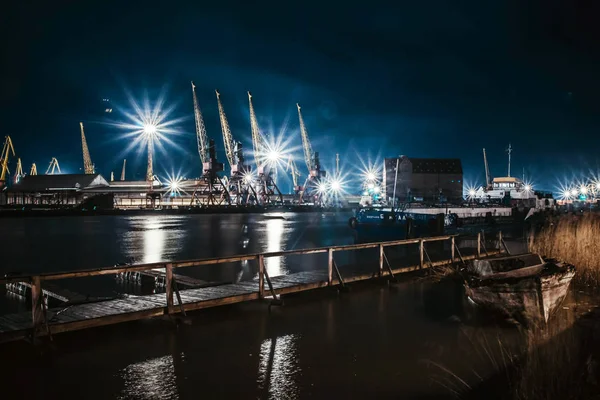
[328,248,333,285]
[477,232,481,257]
[31,276,43,330]
[451,236,455,264]
[419,239,424,269]
[498,231,503,251]
[258,255,265,298]
[379,244,384,277]
[165,263,174,314]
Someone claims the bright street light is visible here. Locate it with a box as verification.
[143,123,157,136]
[524,184,532,192]
[366,172,376,181]
[580,185,588,195]
[331,180,341,191]
[267,150,281,163]
[571,188,578,197]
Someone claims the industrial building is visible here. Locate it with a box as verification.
[5,174,110,206]
[383,156,463,204]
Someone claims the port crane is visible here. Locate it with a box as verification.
[0,136,15,188]
[46,158,61,175]
[30,163,37,176]
[80,122,94,174]
[190,82,230,206]
[216,90,258,205]
[248,92,282,204]
[120,159,126,181]
[297,103,326,204]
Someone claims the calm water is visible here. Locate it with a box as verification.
[2,213,570,399]
[0,212,356,275]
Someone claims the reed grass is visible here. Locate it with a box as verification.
[530,213,600,287]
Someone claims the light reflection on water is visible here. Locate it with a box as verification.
[118,354,178,400]
[258,334,301,399]
[265,218,287,277]
[121,216,185,264]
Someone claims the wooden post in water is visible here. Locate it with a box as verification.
[477,232,481,257]
[451,236,455,264]
[165,263,174,314]
[498,231,503,251]
[419,239,424,269]
[328,248,333,285]
[379,244,384,277]
[31,276,43,331]
[258,255,265,298]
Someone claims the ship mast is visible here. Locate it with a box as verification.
[506,143,512,177]
[483,148,490,187]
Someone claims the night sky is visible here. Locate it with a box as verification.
[4,1,600,192]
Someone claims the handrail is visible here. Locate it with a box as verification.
[0,234,457,284]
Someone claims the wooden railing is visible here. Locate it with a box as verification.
[0,232,505,334]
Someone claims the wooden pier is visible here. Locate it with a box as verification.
[0,233,505,343]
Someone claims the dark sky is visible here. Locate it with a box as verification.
[4,0,600,191]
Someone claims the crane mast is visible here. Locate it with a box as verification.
[297,104,314,172]
[246,92,282,204]
[216,90,235,168]
[30,163,37,176]
[46,158,61,175]
[0,136,15,184]
[80,122,94,174]
[248,92,267,168]
[120,159,126,181]
[483,148,490,187]
[188,83,230,206]
[215,91,257,205]
[191,81,209,165]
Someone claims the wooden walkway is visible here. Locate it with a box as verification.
[0,233,506,343]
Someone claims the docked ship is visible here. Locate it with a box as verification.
[471,145,554,209]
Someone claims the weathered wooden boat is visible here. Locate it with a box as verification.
[462,253,575,325]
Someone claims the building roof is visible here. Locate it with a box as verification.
[386,157,462,174]
[9,174,110,192]
[492,176,521,184]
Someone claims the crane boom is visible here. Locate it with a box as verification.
[80,122,94,174]
[248,91,267,168]
[30,163,37,175]
[0,136,15,181]
[191,81,209,165]
[483,148,490,187]
[120,159,126,181]
[286,157,301,188]
[296,104,314,172]
[216,90,235,167]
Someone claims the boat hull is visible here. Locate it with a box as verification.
[464,257,575,325]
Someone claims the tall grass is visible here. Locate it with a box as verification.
[530,213,600,286]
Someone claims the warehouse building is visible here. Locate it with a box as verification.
[383,156,463,204]
[6,174,110,206]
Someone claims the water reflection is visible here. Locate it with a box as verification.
[118,355,178,400]
[258,334,301,399]
[143,220,166,264]
[265,218,287,277]
[120,216,185,264]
